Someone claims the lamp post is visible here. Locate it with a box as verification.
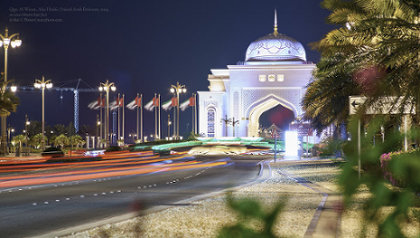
[25,114,30,155]
[99,80,116,147]
[170,82,186,140]
[96,114,101,148]
[0,27,22,154]
[167,114,172,139]
[34,76,52,149]
[7,126,14,152]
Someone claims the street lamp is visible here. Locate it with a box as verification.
[99,80,116,147]
[34,76,52,149]
[0,27,22,154]
[170,82,186,140]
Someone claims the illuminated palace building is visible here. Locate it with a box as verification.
[198,11,315,138]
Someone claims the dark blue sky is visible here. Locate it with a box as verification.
[1,0,335,137]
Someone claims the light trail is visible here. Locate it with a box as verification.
[0,160,227,188]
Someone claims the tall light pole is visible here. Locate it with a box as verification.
[0,27,22,154]
[99,80,116,147]
[34,76,52,149]
[168,114,172,139]
[25,114,30,155]
[170,82,186,140]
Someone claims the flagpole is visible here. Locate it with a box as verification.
[117,93,120,142]
[154,93,157,140]
[173,107,176,138]
[136,93,139,142]
[140,94,143,143]
[194,93,197,134]
[191,94,194,133]
[100,93,103,147]
[122,94,125,143]
[158,94,161,140]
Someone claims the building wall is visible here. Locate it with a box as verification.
[198,63,315,138]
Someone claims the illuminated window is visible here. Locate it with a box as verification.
[268,74,275,82]
[277,74,284,82]
[258,75,266,82]
[207,108,215,137]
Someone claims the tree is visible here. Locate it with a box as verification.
[319,0,419,105]
[54,134,69,149]
[30,133,46,149]
[27,121,42,138]
[0,78,19,154]
[304,0,420,132]
[68,135,85,151]
[12,134,27,154]
[303,53,360,133]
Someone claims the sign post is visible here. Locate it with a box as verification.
[349,96,416,178]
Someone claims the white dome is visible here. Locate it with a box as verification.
[245,33,306,63]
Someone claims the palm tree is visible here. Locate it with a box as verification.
[68,135,85,151]
[30,133,47,149]
[54,134,69,149]
[0,78,19,154]
[303,53,360,133]
[12,134,27,154]
[316,0,419,110]
[305,0,419,132]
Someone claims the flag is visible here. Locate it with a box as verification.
[161,99,172,111]
[180,96,195,111]
[189,96,195,106]
[153,96,159,106]
[145,95,159,111]
[180,99,189,111]
[98,97,105,108]
[126,96,137,110]
[88,97,104,110]
[110,100,118,110]
[88,100,98,110]
[127,96,142,110]
[118,97,124,107]
[162,97,177,111]
[136,96,142,107]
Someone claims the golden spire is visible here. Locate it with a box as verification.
[273,9,278,36]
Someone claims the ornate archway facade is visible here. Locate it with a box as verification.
[197,11,315,137]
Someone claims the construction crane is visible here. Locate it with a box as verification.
[18,78,99,132]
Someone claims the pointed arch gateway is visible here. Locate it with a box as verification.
[246,94,297,137]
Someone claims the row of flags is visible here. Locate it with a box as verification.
[88,95,196,111]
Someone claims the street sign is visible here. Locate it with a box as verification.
[349,96,416,115]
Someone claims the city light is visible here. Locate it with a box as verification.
[10,85,17,92]
[285,130,298,157]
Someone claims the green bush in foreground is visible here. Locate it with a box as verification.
[341,117,420,237]
[218,193,286,238]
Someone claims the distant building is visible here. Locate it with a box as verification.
[198,10,315,137]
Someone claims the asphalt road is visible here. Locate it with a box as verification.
[0,153,265,238]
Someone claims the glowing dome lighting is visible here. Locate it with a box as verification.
[244,10,306,63]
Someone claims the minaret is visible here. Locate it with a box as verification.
[273,9,278,36]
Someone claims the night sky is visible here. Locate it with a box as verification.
[1,0,335,138]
